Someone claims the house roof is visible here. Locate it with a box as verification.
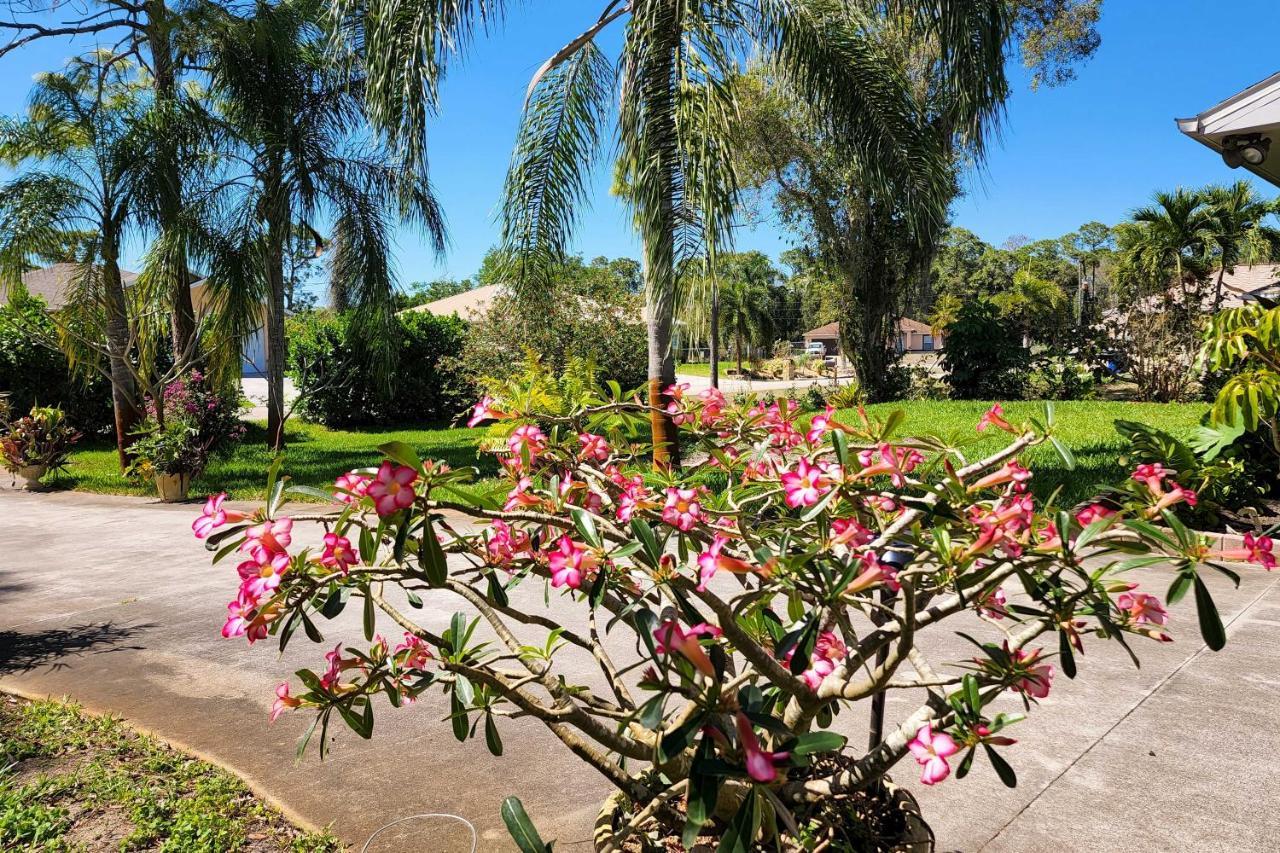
[804,318,936,339]
[401,283,502,319]
[5,263,140,310]
[1219,263,1280,306]
[1177,71,1280,187]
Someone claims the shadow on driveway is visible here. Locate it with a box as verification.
[0,622,153,675]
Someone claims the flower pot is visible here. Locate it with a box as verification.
[16,464,48,490]
[155,472,192,503]
[592,779,933,852]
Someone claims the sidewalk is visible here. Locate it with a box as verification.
[2,487,1278,851]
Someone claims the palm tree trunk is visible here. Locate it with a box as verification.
[1213,263,1227,312]
[646,266,680,470]
[709,279,719,389]
[143,1,198,367]
[735,329,743,377]
[264,186,289,451]
[100,248,144,471]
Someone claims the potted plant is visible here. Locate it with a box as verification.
[130,372,245,502]
[194,376,1266,851]
[1,405,81,490]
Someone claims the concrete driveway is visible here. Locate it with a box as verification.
[2,487,1279,851]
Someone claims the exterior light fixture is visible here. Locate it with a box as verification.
[1222,133,1271,169]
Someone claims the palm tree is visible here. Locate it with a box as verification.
[335,1,1009,466]
[0,53,158,469]
[197,0,444,450]
[719,276,775,376]
[1203,181,1280,311]
[1125,189,1216,308]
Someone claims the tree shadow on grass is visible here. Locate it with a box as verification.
[0,622,153,676]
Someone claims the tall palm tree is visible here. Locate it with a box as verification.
[197,0,444,450]
[1203,181,1280,311]
[335,1,1009,467]
[0,53,158,469]
[1125,188,1216,308]
[718,275,775,376]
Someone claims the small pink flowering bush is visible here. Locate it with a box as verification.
[195,385,1272,850]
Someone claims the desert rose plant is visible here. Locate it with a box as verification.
[194,382,1272,850]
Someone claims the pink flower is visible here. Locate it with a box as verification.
[507,424,547,462]
[1116,590,1168,626]
[830,518,874,550]
[977,403,1015,434]
[614,475,650,523]
[192,493,248,538]
[969,460,1033,493]
[696,534,759,591]
[547,535,596,589]
[367,461,418,517]
[844,550,899,594]
[696,387,727,425]
[333,471,372,504]
[320,532,357,574]
[270,682,301,722]
[467,396,506,427]
[239,550,291,599]
[394,632,434,671]
[653,620,721,677]
[1011,647,1053,699]
[806,405,839,444]
[662,487,704,531]
[1132,463,1170,490]
[578,432,611,462]
[856,443,924,488]
[781,458,832,509]
[735,713,790,783]
[1075,503,1116,527]
[1152,481,1197,514]
[503,476,541,511]
[908,723,960,785]
[486,519,530,567]
[241,517,292,559]
[794,631,847,690]
[1220,533,1276,569]
[978,586,1008,619]
[221,591,257,639]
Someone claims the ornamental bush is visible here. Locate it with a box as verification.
[942,301,1029,400]
[193,383,1269,850]
[0,294,113,435]
[287,310,474,428]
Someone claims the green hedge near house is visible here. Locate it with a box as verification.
[287,309,475,427]
[0,294,114,434]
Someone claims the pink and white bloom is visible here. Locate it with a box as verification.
[662,487,704,531]
[1075,503,1116,527]
[909,723,960,785]
[467,396,506,427]
[394,632,434,671]
[969,460,1033,493]
[547,535,597,589]
[978,586,1008,619]
[192,493,248,538]
[1116,590,1168,626]
[696,534,760,591]
[781,458,832,509]
[1219,532,1276,570]
[577,432,611,462]
[844,550,899,594]
[367,461,418,517]
[1132,463,1170,490]
[239,550,291,599]
[830,518,874,550]
[241,517,293,559]
[654,620,722,677]
[221,591,257,639]
[507,424,548,462]
[503,476,541,512]
[270,682,301,722]
[977,403,1015,434]
[319,532,357,574]
[734,713,790,783]
[333,471,372,504]
[856,443,924,487]
[794,631,847,690]
[1010,647,1053,699]
[806,405,839,444]
[486,520,530,567]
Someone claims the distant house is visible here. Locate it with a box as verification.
[3,263,267,377]
[803,318,943,358]
[1215,263,1280,307]
[401,283,502,320]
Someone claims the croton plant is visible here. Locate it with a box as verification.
[194,382,1273,851]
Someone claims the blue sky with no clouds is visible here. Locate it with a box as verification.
[1,0,1278,285]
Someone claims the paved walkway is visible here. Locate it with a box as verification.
[2,487,1279,851]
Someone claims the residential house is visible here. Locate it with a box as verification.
[802,318,944,358]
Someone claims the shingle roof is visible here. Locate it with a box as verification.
[5,263,139,310]
[400,283,501,319]
[804,318,936,338]
[1219,263,1280,307]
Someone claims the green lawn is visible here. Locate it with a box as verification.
[676,361,742,377]
[53,420,496,501]
[854,400,1208,506]
[47,400,1206,508]
[0,696,340,851]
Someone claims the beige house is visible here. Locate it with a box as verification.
[803,318,943,358]
[401,283,502,320]
[4,263,268,377]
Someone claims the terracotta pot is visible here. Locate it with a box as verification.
[155,472,192,503]
[592,779,933,852]
[16,464,48,490]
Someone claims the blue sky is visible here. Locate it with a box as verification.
[1,0,1278,285]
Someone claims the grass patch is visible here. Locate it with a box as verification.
[676,361,742,377]
[53,420,496,502]
[853,400,1209,506]
[0,694,342,851]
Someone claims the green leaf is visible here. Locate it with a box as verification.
[362,587,375,641]
[377,440,422,471]
[488,572,510,607]
[501,797,551,853]
[286,484,342,503]
[983,743,1017,788]
[1167,573,1192,605]
[956,746,976,779]
[485,714,504,757]
[450,693,469,742]
[420,516,448,587]
[789,731,846,756]
[571,507,602,548]
[320,585,350,619]
[1058,629,1077,679]
[1192,573,1227,651]
[631,518,661,567]
[683,736,722,847]
[1049,436,1076,470]
[717,788,761,853]
[964,673,982,711]
[405,590,423,609]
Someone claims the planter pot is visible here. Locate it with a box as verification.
[15,464,48,490]
[593,779,933,852]
[155,472,192,503]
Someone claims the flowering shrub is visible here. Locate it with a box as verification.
[129,373,244,479]
[194,387,1271,849]
[1,405,81,474]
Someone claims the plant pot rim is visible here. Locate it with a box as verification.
[592,777,933,852]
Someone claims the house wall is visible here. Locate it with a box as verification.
[189,281,268,377]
